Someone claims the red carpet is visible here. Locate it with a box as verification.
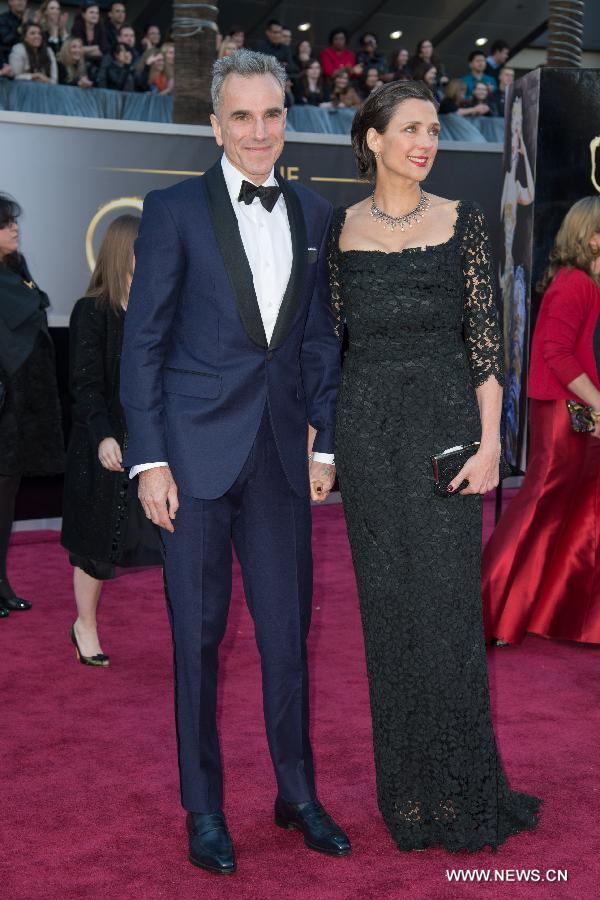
[2,501,599,899]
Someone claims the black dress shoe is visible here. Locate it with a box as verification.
[186,811,236,874]
[0,596,32,611]
[275,797,351,856]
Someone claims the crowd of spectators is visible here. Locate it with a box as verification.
[0,3,516,120]
[0,1,173,93]
[242,22,514,118]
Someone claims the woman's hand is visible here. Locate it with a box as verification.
[448,443,501,496]
[98,437,124,472]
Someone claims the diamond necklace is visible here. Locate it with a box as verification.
[370,189,431,231]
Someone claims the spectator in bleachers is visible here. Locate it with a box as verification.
[116,24,140,64]
[71,2,108,71]
[382,47,411,82]
[255,20,294,71]
[467,80,492,115]
[488,65,514,117]
[319,27,355,79]
[228,26,244,49]
[461,50,496,100]
[57,36,94,87]
[281,26,292,47]
[358,65,383,101]
[408,38,447,84]
[485,39,510,84]
[136,47,172,94]
[161,41,174,85]
[293,58,330,106]
[105,2,126,52]
[328,67,361,109]
[37,1,69,60]
[0,51,12,78]
[140,24,161,54]
[412,61,444,103]
[97,41,135,91]
[9,22,58,84]
[438,78,490,117]
[217,37,238,59]
[0,0,28,60]
[293,38,312,72]
[355,32,387,77]
[284,75,295,108]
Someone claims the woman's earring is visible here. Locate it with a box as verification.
[374,151,381,160]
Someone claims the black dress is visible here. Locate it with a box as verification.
[329,201,540,852]
[60,297,161,579]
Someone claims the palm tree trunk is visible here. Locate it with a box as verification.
[547,0,584,66]
[172,2,219,124]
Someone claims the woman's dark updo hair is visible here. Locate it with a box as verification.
[0,193,24,273]
[351,80,437,181]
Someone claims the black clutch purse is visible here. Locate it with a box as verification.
[431,442,512,497]
[566,399,596,433]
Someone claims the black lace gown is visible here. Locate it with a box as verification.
[329,201,540,852]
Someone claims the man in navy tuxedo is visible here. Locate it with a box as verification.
[120,50,349,874]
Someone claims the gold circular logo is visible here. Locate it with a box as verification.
[85,197,144,271]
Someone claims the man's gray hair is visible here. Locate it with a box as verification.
[211,49,287,112]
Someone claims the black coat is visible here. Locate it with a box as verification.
[98,59,136,92]
[0,265,64,476]
[61,297,131,562]
[0,11,21,57]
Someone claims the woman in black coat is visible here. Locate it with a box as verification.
[61,215,161,664]
[0,195,64,618]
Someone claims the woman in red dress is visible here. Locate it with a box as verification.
[483,196,600,645]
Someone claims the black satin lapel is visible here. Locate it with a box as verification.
[269,175,308,350]
[203,160,267,348]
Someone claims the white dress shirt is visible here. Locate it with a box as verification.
[130,153,334,479]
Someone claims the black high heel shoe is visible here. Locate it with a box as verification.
[0,606,9,618]
[70,625,110,667]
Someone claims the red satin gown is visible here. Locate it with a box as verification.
[483,267,600,645]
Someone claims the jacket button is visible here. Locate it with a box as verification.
[266,351,273,361]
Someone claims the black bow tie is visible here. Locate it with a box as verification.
[238,180,281,212]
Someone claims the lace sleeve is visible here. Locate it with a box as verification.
[460,203,504,388]
[328,208,346,342]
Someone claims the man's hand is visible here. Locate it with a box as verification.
[138,466,179,532]
[309,459,335,503]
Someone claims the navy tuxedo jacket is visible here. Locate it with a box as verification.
[120,159,340,500]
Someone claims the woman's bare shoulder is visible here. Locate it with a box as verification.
[426,193,461,213]
[344,196,371,219]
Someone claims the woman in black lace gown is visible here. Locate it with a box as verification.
[329,81,540,851]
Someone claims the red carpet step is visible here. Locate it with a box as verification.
[2,504,598,898]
